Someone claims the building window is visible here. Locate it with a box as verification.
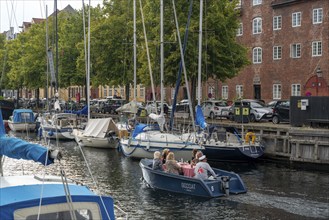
[103,87,107,97]
[208,86,215,99]
[313,8,323,24]
[253,17,262,34]
[291,84,301,96]
[222,86,228,100]
[292,12,301,27]
[312,41,322,57]
[120,88,124,98]
[273,16,282,30]
[273,84,281,99]
[236,85,243,99]
[237,23,243,36]
[109,89,113,97]
[140,87,145,98]
[253,47,262,64]
[290,44,301,58]
[273,46,282,60]
[253,0,262,6]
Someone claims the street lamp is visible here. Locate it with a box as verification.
[316,67,322,96]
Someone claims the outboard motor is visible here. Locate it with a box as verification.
[221,176,231,196]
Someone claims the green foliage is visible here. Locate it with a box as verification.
[2,0,248,94]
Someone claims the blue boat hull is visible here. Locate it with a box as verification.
[202,144,265,162]
[140,159,247,198]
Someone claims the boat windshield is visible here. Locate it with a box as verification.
[14,202,102,220]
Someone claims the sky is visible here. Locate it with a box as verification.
[0,0,103,33]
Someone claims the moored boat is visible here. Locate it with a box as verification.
[39,112,81,140]
[120,123,203,161]
[73,118,119,148]
[201,125,265,162]
[8,109,36,132]
[140,158,247,198]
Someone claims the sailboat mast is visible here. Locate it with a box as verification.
[46,5,49,111]
[55,0,58,92]
[197,0,203,106]
[160,0,164,116]
[133,0,137,110]
[87,0,91,120]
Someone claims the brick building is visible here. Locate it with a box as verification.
[220,0,329,103]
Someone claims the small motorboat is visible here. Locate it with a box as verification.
[8,109,36,132]
[139,159,247,198]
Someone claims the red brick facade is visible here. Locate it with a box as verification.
[220,0,329,103]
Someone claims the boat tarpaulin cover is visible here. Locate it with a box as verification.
[82,118,119,138]
[12,109,35,123]
[0,136,54,165]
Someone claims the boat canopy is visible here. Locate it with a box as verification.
[12,109,35,123]
[116,100,138,114]
[195,105,207,129]
[0,184,115,220]
[83,118,119,138]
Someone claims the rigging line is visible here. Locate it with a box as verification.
[8,0,19,31]
[139,0,156,104]
[77,144,112,220]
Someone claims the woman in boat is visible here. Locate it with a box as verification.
[194,155,217,180]
[165,152,182,175]
[152,151,163,170]
[191,150,203,166]
[161,148,170,164]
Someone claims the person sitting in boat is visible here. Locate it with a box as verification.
[162,148,170,164]
[191,150,203,166]
[152,151,163,171]
[165,152,182,175]
[194,155,217,180]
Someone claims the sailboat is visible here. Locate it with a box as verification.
[0,109,118,219]
[194,1,264,162]
[119,0,203,161]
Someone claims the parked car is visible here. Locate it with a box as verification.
[201,100,231,119]
[272,100,290,124]
[229,99,273,122]
[99,99,126,114]
[90,99,107,113]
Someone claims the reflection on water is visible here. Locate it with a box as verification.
[3,139,329,219]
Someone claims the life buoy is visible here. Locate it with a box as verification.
[245,132,256,144]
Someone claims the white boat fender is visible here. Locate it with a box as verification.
[220,176,230,196]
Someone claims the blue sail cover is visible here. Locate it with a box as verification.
[0,137,54,165]
[64,105,88,116]
[12,109,35,123]
[195,105,207,129]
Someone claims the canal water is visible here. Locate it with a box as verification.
[3,135,329,220]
